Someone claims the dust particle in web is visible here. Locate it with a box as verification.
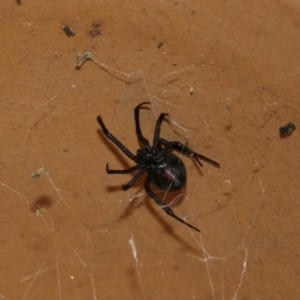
[75,51,93,69]
[32,168,51,180]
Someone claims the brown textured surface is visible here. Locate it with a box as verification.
[1,0,299,299]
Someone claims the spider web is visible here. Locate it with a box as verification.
[1,1,300,300]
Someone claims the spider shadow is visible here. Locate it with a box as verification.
[189,155,205,176]
[117,193,145,220]
[30,195,53,213]
[118,182,203,252]
[104,166,146,193]
[117,177,184,220]
[144,191,203,252]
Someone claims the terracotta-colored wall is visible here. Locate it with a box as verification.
[1,0,299,299]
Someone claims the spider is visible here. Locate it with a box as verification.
[97,102,220,233]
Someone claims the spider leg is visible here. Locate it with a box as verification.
[106,163,142,174]
[97,116,137,162]
[122,166,148,191]
[159,138,220,168]
[145,177,200,233]
[134,102,151,148]
[152,113,169,150]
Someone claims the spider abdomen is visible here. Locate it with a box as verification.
[151,152,187,192]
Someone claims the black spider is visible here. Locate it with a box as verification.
[97,102,220,232]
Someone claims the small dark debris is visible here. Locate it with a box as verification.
[157,41,164,49]
[16,0,21,4]
[87,21,101,37]
[87,29,101,37]
[279,122,296,138]
[62,25,76,37]
[92,20,101,28]
[225,124,233,131]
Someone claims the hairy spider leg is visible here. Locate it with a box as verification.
[97,116,149,190]
[106,164,142,174]
[97,116,137,162]
[159,138,220,168]
[150,112,220,168]
[122,166,148,190]
[152,113,169,151]
[134,102,151,148]
[145,177,200,233]
[157,140,202,167]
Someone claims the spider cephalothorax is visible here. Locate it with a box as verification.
[97,102,220,232]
